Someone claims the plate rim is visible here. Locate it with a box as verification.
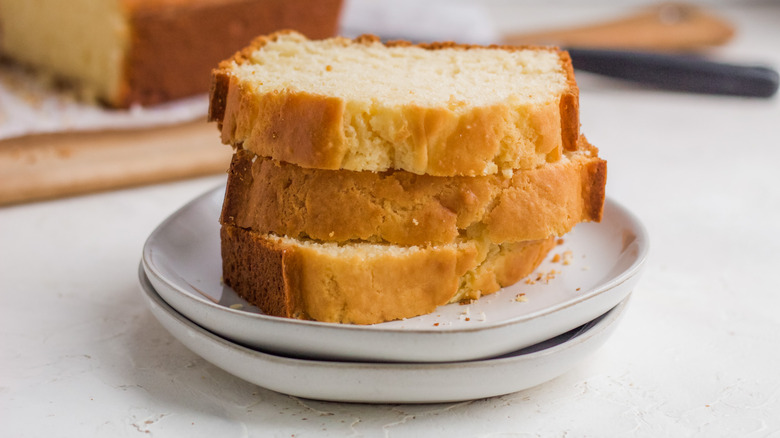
[140,264,629,368]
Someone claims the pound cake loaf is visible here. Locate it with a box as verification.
[0,0,343,107]
[221,224,556,324]
[221,138,606,246]
[209,30,580,176]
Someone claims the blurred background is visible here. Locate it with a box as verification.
[1,0,777,205]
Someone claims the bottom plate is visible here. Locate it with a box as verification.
[139,267,630,404]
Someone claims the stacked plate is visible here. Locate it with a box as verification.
[138,184,648,403]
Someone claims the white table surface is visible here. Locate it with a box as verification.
[2,2,779,437]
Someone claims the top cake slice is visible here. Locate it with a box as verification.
[209,31,580,176]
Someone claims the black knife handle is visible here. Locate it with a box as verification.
[566,48,779,98]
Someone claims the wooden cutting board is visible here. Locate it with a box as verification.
[0,119,232,206]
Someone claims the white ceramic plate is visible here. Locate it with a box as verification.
[142,184,647,363]
[139,266,630,404]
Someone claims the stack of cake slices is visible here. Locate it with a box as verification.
[208,31,606,325]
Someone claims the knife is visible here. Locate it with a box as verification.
[566,48,779,98]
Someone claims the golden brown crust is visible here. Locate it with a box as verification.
[220,224,554,324]
[583,148,607,222]
[117,1,343,107]
[220,87,348,169]
[221,139,605,246]
[558,51,581,152]
[220,225,292,317]
[208,69,231,124]
[208,31,580,175]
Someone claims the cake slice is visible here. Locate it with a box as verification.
[0,0,343,107]
[209,30,580,176]
[221,224,556,324]
[221,138,605,246]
